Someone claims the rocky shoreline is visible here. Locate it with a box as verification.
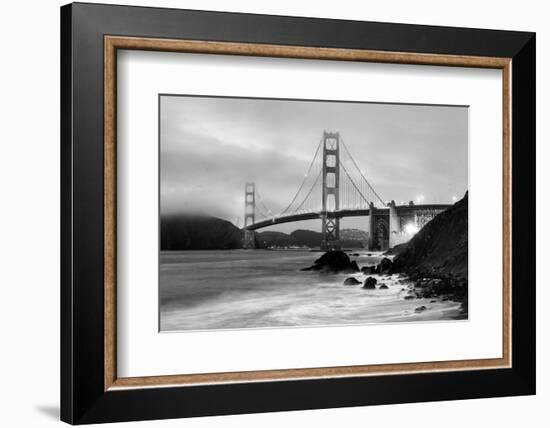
[300,193,469,316]
[391,192,468,313]
[406,269,467,305]
[302,250,467,317]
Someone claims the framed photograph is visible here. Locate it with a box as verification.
[61,2,535,424]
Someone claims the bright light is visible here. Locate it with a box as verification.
[404,223,419,235]
[452,195,458,202]
[415,194,425,203]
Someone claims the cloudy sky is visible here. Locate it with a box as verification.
[160,95,468,232]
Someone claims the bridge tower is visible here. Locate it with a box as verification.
[321,131,341,250]
[368,202,376,250]
[243,182,256,249]
[388,200,400,248]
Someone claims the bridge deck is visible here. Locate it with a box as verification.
[246,204,452,231]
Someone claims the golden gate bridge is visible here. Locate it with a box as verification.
[243,131,451,250]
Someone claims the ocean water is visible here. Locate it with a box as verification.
[159,250,464,332]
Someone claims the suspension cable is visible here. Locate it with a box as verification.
[279,138,323,216]
[256,204,270,218]
[293,168,323,213]
[255,185,274,218]
[339,159,372,205]
[340,137,386,206]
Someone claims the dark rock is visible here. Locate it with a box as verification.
[414,306,428,313]
[415,279,424,288]
[302,250,360,273]
[315,250,352,267]
[361,265,377,274]
[430,300,437,303]
[377,257,393,274]
[383,242,408,256]
[363,277,377,289]
[352,253,360,257]
[343,277,361,286]
[460,298,468,314]
[379,284,389,289]
[408,275,467,302]
[348,261,360,272]
[404,295,416,300]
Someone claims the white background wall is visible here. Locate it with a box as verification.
[0,0,546,427]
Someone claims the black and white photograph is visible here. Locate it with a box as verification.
[159,95,469,331]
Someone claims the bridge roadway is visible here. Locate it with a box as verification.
[245,204,452,231]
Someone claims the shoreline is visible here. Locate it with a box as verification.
[160,250,467,332]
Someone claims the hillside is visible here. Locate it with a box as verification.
[257,231,295,248]
[257,229,366,248]
[340,228,369,243]
[290,229,323,247]
[392,192,468,279]
[161,215,242,250]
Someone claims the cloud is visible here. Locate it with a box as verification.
[160,95,468,231]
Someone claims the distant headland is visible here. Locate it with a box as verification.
[160,214,368,250]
